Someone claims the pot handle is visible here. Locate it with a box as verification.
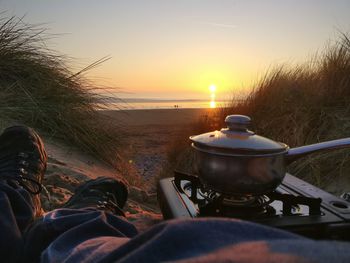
[286,138,350,164]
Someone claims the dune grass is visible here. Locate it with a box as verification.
[165,34,350,195]
[0,15,121,165]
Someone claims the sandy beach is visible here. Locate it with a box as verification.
[101,108,212,189]
[42,108,212,231]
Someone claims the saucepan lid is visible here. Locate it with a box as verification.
[189,115,288,155]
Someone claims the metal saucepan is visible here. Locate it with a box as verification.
[190,114,350,195]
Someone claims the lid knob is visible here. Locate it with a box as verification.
[225,115,251,131]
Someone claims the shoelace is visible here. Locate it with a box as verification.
[0,173,43,194]
[0,152,50,199]
[96,191,125,216]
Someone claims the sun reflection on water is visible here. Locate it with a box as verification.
[209,84,217,108]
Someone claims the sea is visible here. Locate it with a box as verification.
[104,98,232,110]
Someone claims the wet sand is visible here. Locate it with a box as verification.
[102,108,212,126]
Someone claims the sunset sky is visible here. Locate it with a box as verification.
[1,0,350,100]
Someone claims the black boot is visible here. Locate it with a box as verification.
[0,126,48,217]
[63,177,128,216]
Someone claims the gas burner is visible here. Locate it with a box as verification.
[221,195,269,207]
[198,188,219,201]
[182,182,219,202]
[199,194,275,219]
[158,171,350,240]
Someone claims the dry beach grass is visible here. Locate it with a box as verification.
[0,15,121,165]
[166,34,350,195]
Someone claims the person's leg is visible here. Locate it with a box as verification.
[25,214,350,263]
[0,182,36,262]
[0,125,137,262]
[0,126,47,262]
[100,218,350,263]
[23,177,138,262]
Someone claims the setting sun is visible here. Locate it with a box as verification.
[209,84,217,93]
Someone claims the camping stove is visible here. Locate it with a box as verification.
[157,171,350,240]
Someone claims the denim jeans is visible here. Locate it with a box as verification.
[1,180,350,263]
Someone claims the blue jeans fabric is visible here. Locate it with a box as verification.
[1,180,350,263]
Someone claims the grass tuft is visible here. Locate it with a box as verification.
[0,15,121,165]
